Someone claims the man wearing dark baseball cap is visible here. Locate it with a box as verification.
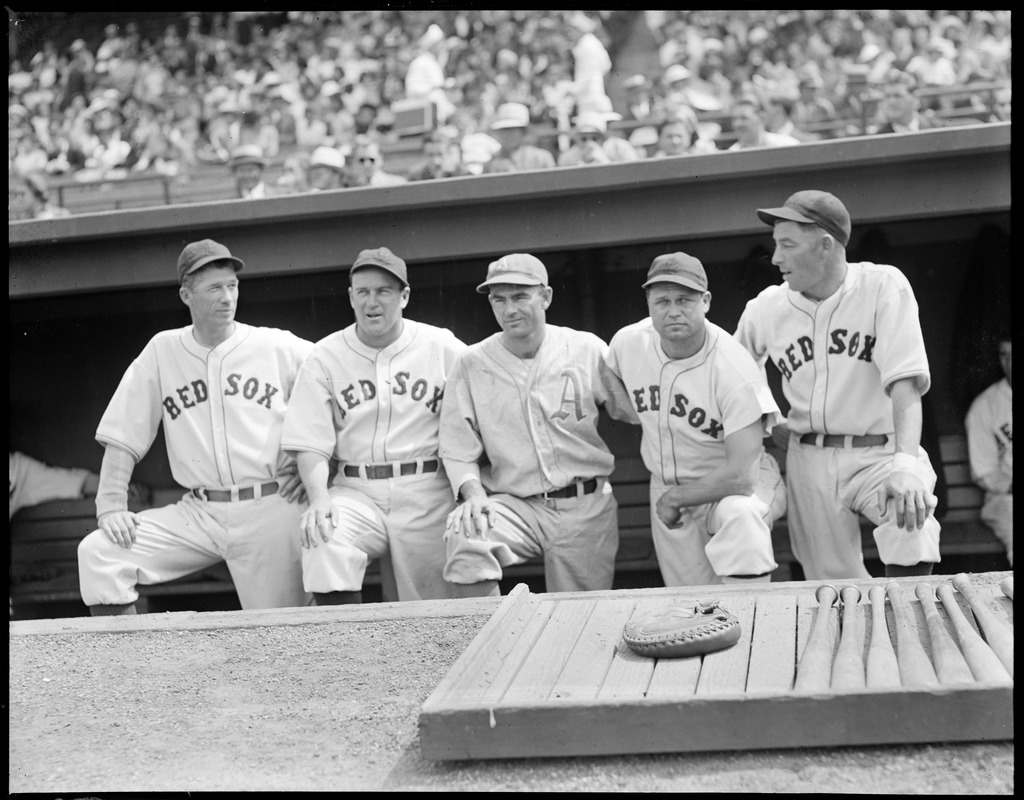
[603,251,785,587]
[281,245,468,606]
[736,189,942,582]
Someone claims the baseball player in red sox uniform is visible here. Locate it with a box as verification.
[77,239,314,615]
[439,253,633,597]
[965,332,1012,565]
[605,253,786,587]
[281,247,467,604]
[735,190,941,580]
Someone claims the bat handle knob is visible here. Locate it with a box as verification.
[816,584,839,606]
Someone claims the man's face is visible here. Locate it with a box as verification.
[181,264,239,326]
[998,340,1012,385]
[233,162,263,194]
[348,267,408,344]
[491,126,525,153]
[730,103,762,145]
[647,283,709,351]
[658,121,691,155]
[488,283,550,340]
[882,86,916,124]
[309,164,340,190]
[771,221,830,297]
[348,149,378,183]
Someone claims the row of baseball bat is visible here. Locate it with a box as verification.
[795,574,1013,692]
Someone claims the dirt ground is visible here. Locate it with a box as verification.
[9,577,1015,794]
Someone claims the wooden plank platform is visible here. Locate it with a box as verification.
[419,575,1013,760]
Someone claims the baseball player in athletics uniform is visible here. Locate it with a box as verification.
[281,247,467,604]
[77,239,313,615]
[439,253,633,597]
[606,253,786,587]
[735,190,941,580]
[965,332,1012,565]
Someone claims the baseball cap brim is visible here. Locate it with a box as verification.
[184,254,245,278]
[476,273,545,293]
[642,275,705,292]
[756,206,817,227]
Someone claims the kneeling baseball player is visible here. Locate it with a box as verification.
[77,239,313,614]
[281,247,467,604]
[605,252,786,586]
[438,253,636,597]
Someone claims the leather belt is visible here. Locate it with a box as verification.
[799,433,889,448]
[343,459,439,480]
[538,478,599,500]
[193,481,279,502]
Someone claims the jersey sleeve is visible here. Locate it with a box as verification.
[280,351,338,459]
[873,269,931,396]
[94,337,166,462]
[601,331,641,424]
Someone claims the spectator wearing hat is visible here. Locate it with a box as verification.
[557,111,640,167]
[344,136,407,188]
[487,102,556,172]
[306,145,347,191]
[621,74,664,122]
[628,125,660,159]
[792,68,837,135]
[905,37,958,107]
[78,94,135,180]
[406,129,471,181]
[229,144,273,199]
[728,96,800,151]
[662,62,723,115]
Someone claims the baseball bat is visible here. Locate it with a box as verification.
[952,573,1014,677]
[1000,576,1013,601]
[866,585,901,688]
[936,583,1012,683]
[885,582,938,687]
[830,585,866,690]
[795,585,839,691]
[914,583,975,685]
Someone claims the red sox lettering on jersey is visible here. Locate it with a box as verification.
[332,370,445,420]
[96,323,312,491]
[735,261,930,437]
[606,319,779,485]
[162,372,284,419]
[282,320,464,465]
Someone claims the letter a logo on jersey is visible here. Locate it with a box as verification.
[552,369,587,422]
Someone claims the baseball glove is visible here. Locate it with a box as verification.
[622,600,741,659]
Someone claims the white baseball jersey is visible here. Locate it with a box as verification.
[965,378,1012,491]
[280,319,466,602]
[735,261,931,436]
[282,319,465,465]
[440,325,624,496]
[97,323,312,488]
[10,451,89,520]
[606,319,781,484]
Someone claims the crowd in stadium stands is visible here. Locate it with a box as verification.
[8,10,1011,216]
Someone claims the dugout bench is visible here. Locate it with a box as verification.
[8,434,1007,619]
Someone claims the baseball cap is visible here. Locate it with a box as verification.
[309,146,346,171]
[490,102,531,130]
[622,74,649,91]
[642,252,708,292]
[351,246,408,287]
[476,253,548,293]
[177,239,244,284]
[663,64,693,85]
[756,190,851,247]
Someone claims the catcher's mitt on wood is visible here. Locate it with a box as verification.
[623,600,741,659]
